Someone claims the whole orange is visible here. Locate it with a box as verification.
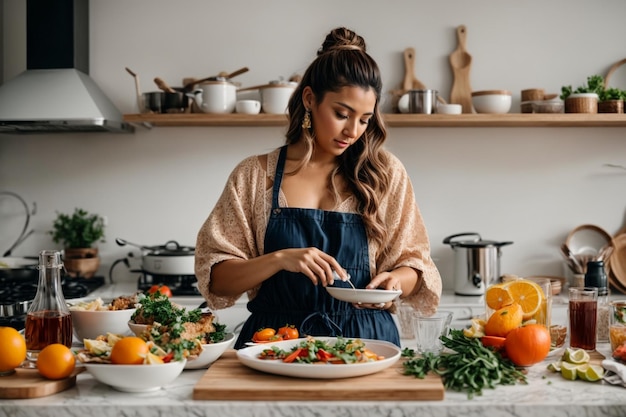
[504,324,551,367]
[37,344,75,380]
[110,336,149,365]
[0,326,27,373]
[484,303,523,337]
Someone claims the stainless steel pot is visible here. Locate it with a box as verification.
[443,232,513,296]
[115,238,195,276]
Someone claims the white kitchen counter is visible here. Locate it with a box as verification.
[2,282,623,417]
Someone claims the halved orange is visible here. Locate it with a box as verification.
[485,284,514,310]
[504,280,544,320]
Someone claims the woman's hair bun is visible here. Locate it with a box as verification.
[317,27,366,56]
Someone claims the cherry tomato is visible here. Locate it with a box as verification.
[252,327,282,343]
[277,324,299,340]
[147,284,172,298]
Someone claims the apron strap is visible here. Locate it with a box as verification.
[300,311,343,337]
[272,146,288,209]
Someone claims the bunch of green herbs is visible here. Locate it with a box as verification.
[402,329,527,399]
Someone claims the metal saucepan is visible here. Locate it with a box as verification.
[0,256,38,281]
[116,238,195,276]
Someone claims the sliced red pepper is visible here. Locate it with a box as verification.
[161,352,174,363]
[283,347,307,363]
[316,348,334,362]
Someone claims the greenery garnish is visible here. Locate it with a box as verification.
[402,329,527,399]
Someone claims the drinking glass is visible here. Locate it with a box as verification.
[414,311,453,355]
[609,300,626,352]
[526,277,552,328]
[569,287,598,351]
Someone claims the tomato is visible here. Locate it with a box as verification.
[252,327,282,343]
[147,284,172,298]
[504,324,551,367]
[37,344,75,380]
[481,335,506,352]
[277,324,299,340]
[613,344,626,362]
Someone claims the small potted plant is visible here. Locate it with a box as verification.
[49,208,105,278]
[598,87,625,113]
[560,75,604,113]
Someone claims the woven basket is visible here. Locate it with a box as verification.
[598,99,624,113]
[564,96,598,113]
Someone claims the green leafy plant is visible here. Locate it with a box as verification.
[599,87,626,102]
[49,208,105,248]
[560,75,605,100]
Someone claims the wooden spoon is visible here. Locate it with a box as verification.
[125,67,143,112]
[154,77,176,93]
[183,67,249,91]
[403,48,447,104]
[449,25,474,113]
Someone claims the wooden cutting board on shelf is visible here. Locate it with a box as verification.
[193,351,444,401]
[449,25,474,113]
[0,367,83,399]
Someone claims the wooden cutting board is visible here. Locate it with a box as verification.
[449,25,474,113]
[193,351,444,401]
[0,367,83,399]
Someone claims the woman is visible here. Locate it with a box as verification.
[195,27,441,349]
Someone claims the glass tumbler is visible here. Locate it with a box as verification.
[569,287,598,351]
[609,300,626,352]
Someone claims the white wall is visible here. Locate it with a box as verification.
[2,0,626,290]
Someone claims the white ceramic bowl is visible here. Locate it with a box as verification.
[397,93,410,113]
[436,103,462,115]
[260,82,297,114]
[70,308,136,342]
[127,321,149,337]
[235,99,261,114]
[471,90,512,114]
[83,360,186,392]
[184,332,235,369]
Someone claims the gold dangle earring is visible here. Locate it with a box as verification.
[301,109,311,129]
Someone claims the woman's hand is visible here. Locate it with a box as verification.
[276,247,346,287]
[353,270,406,310]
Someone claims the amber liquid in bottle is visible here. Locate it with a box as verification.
[25,311,73,351]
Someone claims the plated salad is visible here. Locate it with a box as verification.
[258,336,384,364]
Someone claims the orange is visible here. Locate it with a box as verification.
[485,284,514,310]
[505,280,544,320]
[484,303,523,337]
[110,336,149,365]
[0,327,27,373]
[37,344,75,380]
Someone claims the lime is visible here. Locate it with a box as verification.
[562,347,590,364]
[546,361,562,372]
[145,352,164,365]
[577,364,604,382]
[560,362,580,380]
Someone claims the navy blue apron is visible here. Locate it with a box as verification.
[233,146,400,349]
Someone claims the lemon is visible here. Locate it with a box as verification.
[144,352,164,365]
[577,364,604,382]
[546,361,562,372]
[562,347,590,364]
[560,362,580,380]
[83,339,110,356]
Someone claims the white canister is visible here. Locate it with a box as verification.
[199,81,236,114]
[260,82,297,114]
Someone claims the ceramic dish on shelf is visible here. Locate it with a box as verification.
[325,287,402,304]
[236,337,401,379]
[565,224,612,255]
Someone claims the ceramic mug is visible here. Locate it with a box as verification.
[236,100,261,115]
[195,81,236,114]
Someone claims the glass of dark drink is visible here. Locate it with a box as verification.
[569,287,598,351]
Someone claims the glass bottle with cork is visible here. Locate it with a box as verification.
[584,260,609,343]
[24,250,73,359]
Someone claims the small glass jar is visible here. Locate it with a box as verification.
[609,300,626,352]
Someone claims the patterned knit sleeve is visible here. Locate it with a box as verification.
[375,151,442,316]
[195,155,267,310]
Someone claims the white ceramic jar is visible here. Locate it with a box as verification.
[259,82,297,114]
[196,81,237,114]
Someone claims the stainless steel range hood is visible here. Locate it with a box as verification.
[0,0,133,134]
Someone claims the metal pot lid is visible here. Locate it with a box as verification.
[146,240,195,256]
[454,240,513,248]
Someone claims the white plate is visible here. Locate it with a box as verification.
[236,337,401,379]
[565,224,612,255]
[325,287,402,304]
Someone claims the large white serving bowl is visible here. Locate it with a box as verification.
[184,332,236,369]
[70,307,136,342]
[471,90,512,114]
[83,360,186,392]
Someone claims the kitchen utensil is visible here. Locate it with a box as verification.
[194,349,444,400]
[188,81,237,114]
[259,81,297,114]
[565,224,612,257]
[115,237,150,251]
[443,232,513,296]
[436,103,462,114]
[141,91,188,114]
[332,270,355,289]
[182,67,249,91]
[235,99,261,114]
[609,233,626,289]
[402,48,446,105]
[560,242,583,274]
[471,90,512,114]
[1,191,36,257]
[449,25,474,113]
[408,89,438,114]
[0,367,83,399]
[125,67,143,113]
[115,238,195,276]
[153,77,176,93]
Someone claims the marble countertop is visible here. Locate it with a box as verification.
[3,282,624,417]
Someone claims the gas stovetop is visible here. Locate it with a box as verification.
[136,273,201,296]
[0,275,105,331]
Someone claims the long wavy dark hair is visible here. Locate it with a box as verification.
[285,27,390,250]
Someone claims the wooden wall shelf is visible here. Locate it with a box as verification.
[124,113,626,128]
